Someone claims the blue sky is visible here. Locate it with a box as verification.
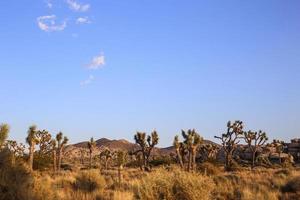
[0,0,299,147]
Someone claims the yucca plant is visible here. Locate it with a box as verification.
[51,139,57,172]
[115,150,128,185]
[244,130,268,168]
[174,129,203,171]
[272,139,285,164]
[173,135,184,169]
[215,120,244,171]
[5,140,25,165]
[87,137,96,169]
[199,143,219,162]
[36,130,52,155]
[56,132,68,171]
[0,123,9,148]
[134,130,159,171]
[100,148,112,170]
[26,125,39,171]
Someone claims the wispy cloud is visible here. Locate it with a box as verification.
[80,75,94,86]
[45,0,53,8]
[87,53,105,69]
[66,0,90,12]
[37,15,66,32]
[76,17,91,24]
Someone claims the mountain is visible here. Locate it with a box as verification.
[72,138,139,151]
[64,138,220,159]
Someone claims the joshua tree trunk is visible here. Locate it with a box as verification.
[175,148,184,169]
[28,144,34,171]
[192,148,197,171]
[11,154,16,166]
[53,149,57,173]
[187,151,192,172]
[118,165,123,186]
[57,149,62,171]
[225,152,230,170]
[142,153,147,170]
[279,152,281,164]
[137,155,143,171]
[105,159,108,170]
[89,150,92,169]
[251,150,256,168]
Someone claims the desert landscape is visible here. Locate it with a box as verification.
[1,0,300,199]
[0,121,300,200]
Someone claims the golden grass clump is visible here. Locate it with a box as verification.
[212,169,291,200]
[133,168,215,200]
[73,170,106,193]
[197,162,222,176]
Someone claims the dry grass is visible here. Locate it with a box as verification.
[2,167,300,200]
[1,150,300,200]
[132,167,215,200]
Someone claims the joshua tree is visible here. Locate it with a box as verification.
[100,148,112,170]
[0,123,9,148]
[36,130,52,155]
[129,150,144,170]
[26,125,39,171]
[244,130,268,168]
[115,151,128,185]
[5,140,25,165]
[51,139,57,172]
[215,120,244,171]
[173,135,185,168]
[79,148,87,165]
[272,139,285,164]
[87,137,96,169]
[56,132,68,171]
[174,129,203,171]
[134,130,159,171]
[184,129,203,171]
[199,143,220,162]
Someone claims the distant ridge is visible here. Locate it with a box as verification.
[72,138,139,151]
[66,138,220,158]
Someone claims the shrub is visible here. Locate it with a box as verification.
[0,149,39,200]
[33,154,53,171]
[0,149,60,200]
[149,156,173,167]
[212,171,284,200]
[73,170,106,193]
[134,168,215,200]
[274,169,292,178]
[60,163,74,171]
[197,162,222,176]
[282,176,300,193]
[31,174,58,200]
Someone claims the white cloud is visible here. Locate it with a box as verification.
[87,54,105,69]
[66,0,90,12]
[80,75,94,86]
[76,17,91,24]
[45,0,53,8]
[37,15,66,32]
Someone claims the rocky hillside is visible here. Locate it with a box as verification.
[64,138,219,159]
